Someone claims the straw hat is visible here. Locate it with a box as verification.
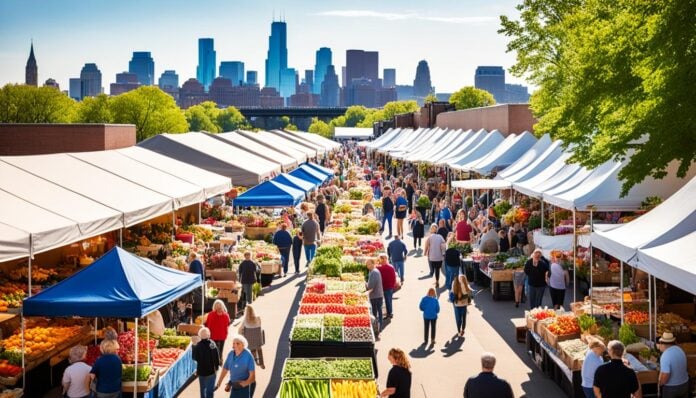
[659,332,676,344]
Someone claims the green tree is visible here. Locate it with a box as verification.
[185,105,219,133]
[424,93,438,104]
[343,106,370,127]
[308,118,332,138]
[0,84,77,123]
[217,106,249,132]
[448,86,496,110]
[76,94,112,123]
[110,86,188,141]
[499,0,696,193]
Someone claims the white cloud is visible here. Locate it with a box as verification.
[315,9,497,24]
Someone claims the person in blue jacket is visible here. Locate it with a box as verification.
[272,223,293,277]
[419,287,440,346]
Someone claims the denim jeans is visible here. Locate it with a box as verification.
[242,283,253,305]
[383,289,394,316]
[304,244,316,264]
[198,373,216,398]
[392,261,405,282]
[230,384,251,398]
[424,318,437,342]
[381,211,393,235]
[95,392,121,398]
[370,297,383,332]
[582,386,596,398]
[453,305,468,333]
[445,265,460,291]
[661,382,689,398]
[278,247,291,274]
[528,285,546,309]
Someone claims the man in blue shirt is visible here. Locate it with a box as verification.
[387,234,408,283]
[216,336,256,397]
[188,252,205,281]
[658,332,689,398]
[437,200,453,231]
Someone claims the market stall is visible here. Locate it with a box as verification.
[21,247,203,398]
[288,165,329,187]
[466,131,538,175]
[271,129,328,157]
[272,173,316,193]
[233,181,304,208]
[212,131,300,171]
[235,130,310,163]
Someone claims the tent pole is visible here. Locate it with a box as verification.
[28,234,33,297]
[119,229,123,247]
[199,202,202,223]
[653,275,658,343]
[134,317,138,398]
[201,284,205,321]
[21,312,25,390]
[572,209,577,303]
[620,261,625,324]
[172,211,176,241]
[648,275,653,342]
[589,209,593,317]
[94,318,98,345]
[541,200,544,234]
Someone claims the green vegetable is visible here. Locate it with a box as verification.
[416,195,431,209]
[348,189,364,200]
[495,252,510,263]
[316,245,343,259]
[598,318,614,341]
[322,327,343,342]
[291,327,321,341]
[619,324,639,345]
[0,349,23,366]
[577,314,597,332]
[122,365,151,382]
[494,201,512,218]
[282,358,374,379]
[158,335,190,349]
[280,379,330,398]
[323,314,344,327]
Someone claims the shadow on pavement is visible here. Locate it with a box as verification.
[440,335,464,357]
[261,272,305,295]
[409,343,436,358]
[261,280,305,398]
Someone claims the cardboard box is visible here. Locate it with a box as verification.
[636,370,658,385]
[208,280,238,290]
[177,323,202,336]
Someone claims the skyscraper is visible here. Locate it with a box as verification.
[197,38,216,91]
[69,78,81,100]
[304,70,314,94]
[158,70,179,91]
[246,71,258,86]
[413,60,432,99]
[279,67,296,101]
[474,66,505,103]
[219,62,245,86]
[383,69,396,88]
[25,42,37,86]
[128,52,154,85]
[320,65,340,107]
[313,47,332,95]
[345,50,379,106]
[110,72,140,95]
[80,63,102,98]
[265,21,288,91]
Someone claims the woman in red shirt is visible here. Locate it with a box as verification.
[205,299,230,360]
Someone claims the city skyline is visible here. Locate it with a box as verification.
[0,0,527,94]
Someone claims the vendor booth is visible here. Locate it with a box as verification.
[233,181,304,208]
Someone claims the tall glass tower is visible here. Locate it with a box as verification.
[128,52,155,85]
[80,63,102,98]
[197,38,216,91]
[265,21,288,91]
[313,47,332,95]
[413,60,432,98]
[219,61,245,86]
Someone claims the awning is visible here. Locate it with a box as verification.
[0,222,30,262]
[334,127,374,140]
[451,179,513,190]
[471,131,538,175]
[273,173,316,193]
[512,151,582,198]
[427,129,476,164]
[116,146,232,198]
[436,129,488,165]
[403,129,462,163]
[289,165,326,186]
[389,128,444,158]
[361,128,402,149]
[233,180,305,207]
[376,128,422,154]
[448,130,504,170]
[212,131,299,171]
[237,130,315,159]
[138,132,281,186]
[70,150,205,210]
[304,162,335,178]
[636,233,696,295]
[2,154,172,227]
[270,130,326,156]
[293,131,342,151]
[497,134,554,180]
[23,247,202,317]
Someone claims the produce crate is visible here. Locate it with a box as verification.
[245,226,275,240]
[491,269,514,282]
[631,324,650,339]
[541,323,580,350]
[176,323,202,336]
[636,370,658,385]
[261,261,280,274]
[121,372,159,393]
[281,357,375,380]
[526,317,537,331]
[217,289,240,303]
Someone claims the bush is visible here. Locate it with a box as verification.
[416,195,431,209]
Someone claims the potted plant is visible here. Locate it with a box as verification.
[415,195,431,221]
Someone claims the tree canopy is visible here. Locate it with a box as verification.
[307,100,419,137]
[499,0,696,194]
[110,86,188,141]
[0,84,76,123]
[448,86,496,110]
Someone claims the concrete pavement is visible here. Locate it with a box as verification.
[179,228,567,398]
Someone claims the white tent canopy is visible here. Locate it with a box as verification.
[296,131,342,150]
[363,128,402,149]
[428,129,476,164]
[471,131,538,175]
[139,132,281,186]
[436,129,488,165]
[0,222,30,262]
[334,127,373,140]
[391,128,447,159]
[0,160,124,238]
[379,128,425,155]
[451,179,513,190]
[2,154,172,227]
[497,135,554,180]
[213,131,299,171]
[448,130,504,170]
[236,130,309,162]
[71,151,205,210]
[116,146,232,198]
[592,175,696,263]
[376,128,422,154]
[636,232,696,295]
[512,151,581,198]
[404,129,463,163]
[270,130,327,156]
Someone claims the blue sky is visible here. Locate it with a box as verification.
[0,0,527,93]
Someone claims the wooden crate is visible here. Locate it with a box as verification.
[245,226,275,240]
[122,372,159,393]
[218,289,240,303]
[541,323,580,350]
[526,317,537,332]
[177,323,202,336]
[491,269,514,282]
[208,280,238,290]
[260,261,280,274]
[636,370,658,385]
[632,324,650,339]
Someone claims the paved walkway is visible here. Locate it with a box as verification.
[179,229,568,398]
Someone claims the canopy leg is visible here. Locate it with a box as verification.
[572,209,577,303]
[134,317,139,398]
[589,209,593,316]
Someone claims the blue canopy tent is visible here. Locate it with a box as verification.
[273,173,315,193]
[233,180,304,207]
[23,246,202,317]
[304,162,335,178]
[22,247,202,397]
[289,164,328,186]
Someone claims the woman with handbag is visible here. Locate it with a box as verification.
[450,274,473,338]
[394,189,409,238]
[238,304,265,369]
